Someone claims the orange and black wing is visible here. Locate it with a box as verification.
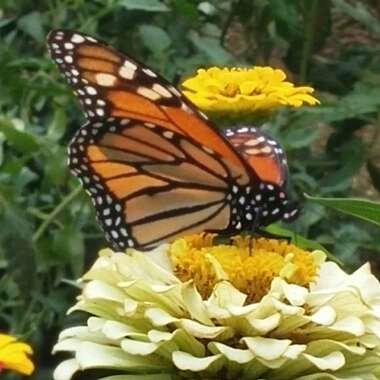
[69,119,234,249]
[224,127,288,187]
[47,30,251,187]
[47,30,300,249]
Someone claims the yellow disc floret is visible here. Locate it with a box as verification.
[169,233,320,303]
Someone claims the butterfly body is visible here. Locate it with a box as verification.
[48,30,299,250]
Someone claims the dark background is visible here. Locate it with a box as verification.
[0,1,380,379]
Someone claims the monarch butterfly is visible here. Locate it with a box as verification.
[47,30,299,250]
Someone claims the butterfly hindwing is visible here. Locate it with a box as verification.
[224,127,288,186]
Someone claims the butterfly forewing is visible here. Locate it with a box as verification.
[47,29,250,186]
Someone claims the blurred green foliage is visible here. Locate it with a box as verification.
[0,0,380,379]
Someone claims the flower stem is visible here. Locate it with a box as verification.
[32,186,82,243]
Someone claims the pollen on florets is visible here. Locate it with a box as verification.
[168,233,321,303]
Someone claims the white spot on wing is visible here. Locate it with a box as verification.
[71,34,85,44]
[86,86,97,95]
[152,83,172,98]
[64,42,74,50]
[119,60,137,80]
[142,68,157,77]
[137,87,161,100]
[95,73,117,86]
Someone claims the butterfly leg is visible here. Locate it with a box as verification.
[248,208,263,255]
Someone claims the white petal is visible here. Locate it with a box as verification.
[242,337,291,360]
[172,351,223,371]
[53,359,80,380]
[281,281,308,306]
[363,316,380,338]
[209,342,254,364]
[208,281,246,308]
[88,317,106,331]
[180,319,233,339]
[311,262,348,291]
[147,330,173,343]
[58,326,91,340]
[121,339,158,355]
[84,280,125,302]
[181,283,213,325]
[331,316,365,336]
[145,308,178,326]
[227,303,259,317]
[303,351,345,370]
[148,329,205,357]
[54,338,83,353]
[205,253,228,280]
[283,344,306,359]
[130,250,179,284]
[309,305,336,325]
[102,320,142,340]
[349,263,380,306]
[271,297,304,315]
[143,244,174,273]
[124,299,138,316]
[247,312,281,334]
[76,341,166,370]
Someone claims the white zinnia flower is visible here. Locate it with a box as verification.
[53,235,380,380]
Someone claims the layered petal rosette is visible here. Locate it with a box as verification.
[54,235,380,380]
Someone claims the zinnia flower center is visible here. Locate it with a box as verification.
[221,82,240,97]
[169,234,319,303]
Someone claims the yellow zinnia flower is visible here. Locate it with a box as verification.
[0,334,34,375]
[182,66,319,115]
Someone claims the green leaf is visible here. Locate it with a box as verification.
[334,0,380,36]
[320,139,364,193]
[269,0,301,40]
[188,32,233,65]
[0,190,36,297]
[138,25,171,53]
[264,223,341,264]
[17,11,44,42]
[119,0,169,12]
[47,108,67,142]
[172,0,199,20]
[306,195,380,228]
[0,119,40,153]
[282,125,320,149]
